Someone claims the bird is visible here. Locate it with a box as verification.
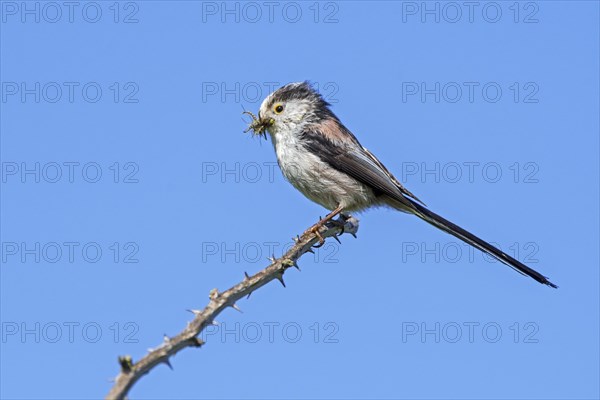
[244,81,556,288]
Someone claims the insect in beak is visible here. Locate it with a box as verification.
[243,111,273,140]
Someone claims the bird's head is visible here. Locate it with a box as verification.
[244,81,332,138]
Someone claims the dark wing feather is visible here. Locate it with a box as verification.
[360,146,425,205]
[301,124,557,287]
[302,127,418,211]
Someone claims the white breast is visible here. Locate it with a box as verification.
[270,131,376,211]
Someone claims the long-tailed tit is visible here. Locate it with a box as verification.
[245,81,556,288]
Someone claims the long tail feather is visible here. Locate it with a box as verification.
[405,199,557,288]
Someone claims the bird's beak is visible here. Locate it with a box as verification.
[243,111,274,140]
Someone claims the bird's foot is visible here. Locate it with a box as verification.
[304,206,346,247]
[310,226,326,248]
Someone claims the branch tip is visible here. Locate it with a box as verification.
[118,355,133,374]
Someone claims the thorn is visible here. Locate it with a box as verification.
[350,233,357,238]
[209,288,219,300]
[332,235,341,244]
[246,291,252,299]
[210,320,219,326]
[293,261,300,271]
[190,337,205,347]
[267,255,277,263]
[312,241,325,248]
[187,309,202,315]
[244,271,250,280]
[292,235,300,243]
[276,273,286,288]
[163,358,173,370]
[163,335,171,343]
[305,248,315,254]
[230,303,243,313]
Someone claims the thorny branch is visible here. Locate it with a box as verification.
[106,215,359,399]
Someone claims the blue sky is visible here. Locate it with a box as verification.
[1,1,598,399]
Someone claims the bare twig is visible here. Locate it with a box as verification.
[106,215,359,399]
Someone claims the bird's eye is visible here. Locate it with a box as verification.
[273,103,284,114]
